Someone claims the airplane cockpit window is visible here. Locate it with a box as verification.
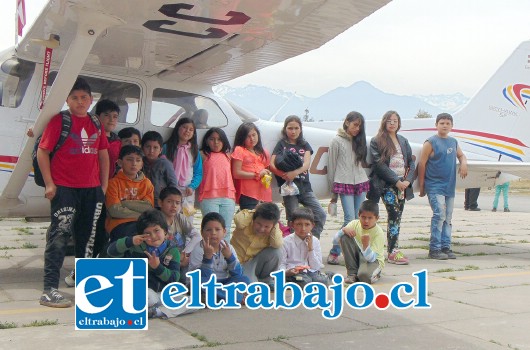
[0,53,36,108]
[47,72,141,124]
[151,88,227,129]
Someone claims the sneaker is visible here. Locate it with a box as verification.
[469,207,481,211]
[327,253,339,265]
[344,274,357,284]
[428,250,448,260]
[492,208,497,212]
[441,248,456,259]
[504,208,510,212]
[370,271,381,284]
[387,249,409,265]
[39,288,72,308]
[65,270,75,287]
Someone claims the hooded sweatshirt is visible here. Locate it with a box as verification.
[327,128,369,191]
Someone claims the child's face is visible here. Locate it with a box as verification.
[435,118,453,136]
[66,90,93,116]
[385,114,400,134]
[285,121,301,142]
[142,140,162,162]
[252,217,275,236]
[143,224,166,247]
[158,194,182,218]
[291,218,314,239]
[98,110,119,133]
[359,211,378,230]
[118,153,142,178]
[121,134,141,147]
[345,119,362,137]
[202,220,226,247]
[178,122,195,144]
[244,129,259,149]
[206,132,223,153]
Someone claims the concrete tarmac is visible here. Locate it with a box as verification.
[1,193,529,349]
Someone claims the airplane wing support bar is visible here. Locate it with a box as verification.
[0,6,123,209]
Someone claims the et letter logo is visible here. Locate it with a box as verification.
[75,258,148,330]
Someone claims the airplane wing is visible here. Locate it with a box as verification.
[16,0,390,85]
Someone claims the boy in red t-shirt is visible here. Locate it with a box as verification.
[37,78,109,308]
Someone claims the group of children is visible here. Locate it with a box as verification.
[36,77,469,318]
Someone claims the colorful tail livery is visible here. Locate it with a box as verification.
[401,41,530,164]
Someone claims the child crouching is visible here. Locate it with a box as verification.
[339,200,385,284]
[280,208,331,287]
[107,209,191,318]
[189,212,250,304]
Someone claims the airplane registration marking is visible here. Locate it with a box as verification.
[143,3,251,39]
[309,147,328,175]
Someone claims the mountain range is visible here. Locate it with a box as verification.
[215,81,469,122]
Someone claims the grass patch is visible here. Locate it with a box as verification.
[434,268,454,273]
[0,321,17,329]
[461,252,487,257]
[447,276,457,280]
[1,251,13,258]
[464,265,479,270]
[22,319,58,327]
[21,242,38,249]
[497,264,508,268]
[272,335,289,342]
[399,244,429,250]
[0,246,16,250]
[190,333,222,347]
[410,236,430,241]
[519,240,529,243]
[13,227,33,235]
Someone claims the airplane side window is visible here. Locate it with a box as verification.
[47,72,141,124]
[151,88,227,129]
[0,57,36,108]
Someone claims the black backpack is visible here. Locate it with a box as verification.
[32,110,101,187]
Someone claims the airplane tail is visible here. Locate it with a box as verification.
[402,41,530,163]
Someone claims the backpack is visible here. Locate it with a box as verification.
[32,110,101,187]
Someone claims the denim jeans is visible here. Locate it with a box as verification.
[427,193,454,251]
[339,192,366,227]
[200,197,236,241]
[283,190,327,238]
[330,192,365,256]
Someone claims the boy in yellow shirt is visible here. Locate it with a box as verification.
[339,200,385,284]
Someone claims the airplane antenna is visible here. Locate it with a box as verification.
[268,92,295,121]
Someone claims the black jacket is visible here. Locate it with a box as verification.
[369,134,416,200]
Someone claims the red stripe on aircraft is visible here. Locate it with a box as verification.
[0,155,19,164]
[401,128,528,147]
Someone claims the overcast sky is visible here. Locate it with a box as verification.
[3,0,530,98]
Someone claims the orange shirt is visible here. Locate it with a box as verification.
[231,146,271,203]
[198,152,236,201]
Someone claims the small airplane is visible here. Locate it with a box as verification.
[0,0,528,219]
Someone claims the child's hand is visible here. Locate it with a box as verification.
[220,240,232,259]
[342,227,356,238]
[203,237,215,260]
[180,253,189,267]
[305,233,313,251]
[144,250,160,269]
[283,170,297,182]
[286,268,298,277]
[361,234,370,250]
[459,163,468,179]
[132,234,149,246]
[184,187,193,196]
[259,169,271,178]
